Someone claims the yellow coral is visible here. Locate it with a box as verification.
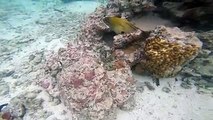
[142,37,199,77]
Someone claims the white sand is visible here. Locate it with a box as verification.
[55,1,102,13]
[132,13,176,31]
[117,74,213,120]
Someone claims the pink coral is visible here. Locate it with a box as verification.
[42,7,136,120]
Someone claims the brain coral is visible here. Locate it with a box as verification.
[140,26,203,77]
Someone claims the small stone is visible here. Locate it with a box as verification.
[0,82,9,96]
[30,52,44,65]
[17,38,35,44]
[33,56,43,65]
[1,112,12,120]
[0,46,9,52]
[25,92,37,99]
[144,82,155,91]
[41,79,50,89]
[29,54,36,61]
[162,87,171,93]
[52,97,61,106]
[180,82,192,89]
[136,82,144,93]
[119,97,136,111]
[134,64,144,74]
[13,103,26,118]
[0,69,15,78]
[35,19,48,25]
[181,67,201,77]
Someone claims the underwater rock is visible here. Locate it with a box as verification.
[42,7,136,120]
[180,67,201,77]
[197,49,211,58]
[140,26,202,78]
[113,29,144,48]
[197,30,213,50]
[160,0,213,28]
[53,43,135,120]
[119,97,136,111]
[0,112,13,120]
[4,90,44,119]
[189,56,213,78]
[106,0,121,17]
[180,78,193,89]
[112,35,145,66]
[106,0,156,18]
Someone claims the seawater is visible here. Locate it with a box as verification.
[0,1,213,120]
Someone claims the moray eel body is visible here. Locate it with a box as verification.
[103,17,139,34]
[0,103,8,112]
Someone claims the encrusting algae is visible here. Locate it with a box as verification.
[103,16,140,34]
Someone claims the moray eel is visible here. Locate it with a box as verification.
[103,17,140,34]
[0,103,8,112]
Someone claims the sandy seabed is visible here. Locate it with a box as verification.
[0,0,212,120]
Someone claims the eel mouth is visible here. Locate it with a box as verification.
[103,17,110,26]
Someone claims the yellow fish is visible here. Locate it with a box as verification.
[103,16,139,34]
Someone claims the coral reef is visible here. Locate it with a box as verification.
[197,30,213,50]
[41,1,204,120]
[191,56,213,78]
[0,90,44,120]
[158,0,213,29]
[106,0,156,18]
[113,29,144,48]
[43,6,136,120]
[140,26,202,77]
[111,25,202,78]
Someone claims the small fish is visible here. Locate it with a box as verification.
[0,103,8,112]
[103,16,140,34]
